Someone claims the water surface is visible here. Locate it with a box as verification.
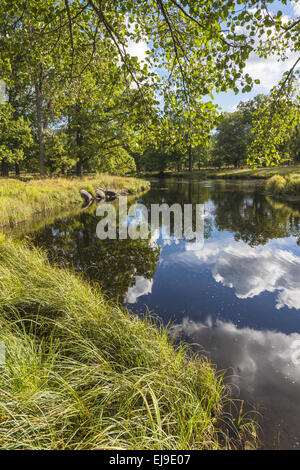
[16,178,300,449]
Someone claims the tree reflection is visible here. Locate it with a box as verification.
[23,179,300,303]
[206,184,300,247]
[140,179,213,240]
[26,209,160,303]
[141,179,300,247]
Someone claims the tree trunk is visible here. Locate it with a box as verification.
[76,107,83,177]
[35,69,46,178]
[188,145,193,173]
[76,159,83,177]
[1,159,9,177]
[15,163,20,176]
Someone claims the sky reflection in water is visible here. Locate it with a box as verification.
[23,178,300,449]
[125,179,300,449]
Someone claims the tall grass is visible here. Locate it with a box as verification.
[266,174,300,196]
[0,176,150,227]
[0,236,257,450]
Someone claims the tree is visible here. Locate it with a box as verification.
[1,1,299,174]
[85,0,300,162]
[0,103,32,176]
[0,1,66,176]
[212,93,299,169]
[248,83,300,167]
[28,210,161,303]
[214,111,249,168]
[0,0,159,176]
[45,131,73,175]
[285,124,300,163]
[246,3,300,166]
[193,141,214,170]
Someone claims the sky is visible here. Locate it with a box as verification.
[1,1,299,111]
[128,0,300,111]
[214,0,300,110]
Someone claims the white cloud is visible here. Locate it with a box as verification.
[119,20,158,90]
[234,8,299,91]
[229,103,238,112]
[244,54,298,91]
[245,11,298,90]
[185,240,221,261]
[173,318,300,389]
[127,39,148,63]
[125,276,153,304]
[0,81,6,103]
[125,19,149,63]
[293,1,300,16]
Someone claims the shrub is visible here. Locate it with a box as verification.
[266,175,287,194]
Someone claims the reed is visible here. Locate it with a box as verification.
[0,236,257,450]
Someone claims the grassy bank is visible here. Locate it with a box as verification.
[139,166,300,180]
[203,166,300,180]
[0,236,257,450]
[266,174,300,199]
[0,175,150,228]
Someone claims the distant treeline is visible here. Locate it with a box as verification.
[134,95,300,173]
[1,90,299,177]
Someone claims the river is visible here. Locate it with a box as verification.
[12,177,300,449]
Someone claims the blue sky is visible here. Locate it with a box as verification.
[128,1,300,111]
[214,0,300,110]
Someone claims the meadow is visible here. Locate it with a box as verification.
[0,176,150,227]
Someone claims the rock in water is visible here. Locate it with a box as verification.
[95,188,106,200]
[105,189,118,201]
[80,189,94,203]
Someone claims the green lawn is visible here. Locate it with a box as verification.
[137,166,300,180]
[204,166,300,179]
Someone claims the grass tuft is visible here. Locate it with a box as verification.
[267,174,300,197]
[0,236,257,450]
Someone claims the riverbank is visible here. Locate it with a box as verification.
[0,176,150,227]
[136,166,300,180]
[266,174,300,201]
[0,236,257,450]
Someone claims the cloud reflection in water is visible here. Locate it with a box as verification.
[184,240,300,310]
[173,318,300,449]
